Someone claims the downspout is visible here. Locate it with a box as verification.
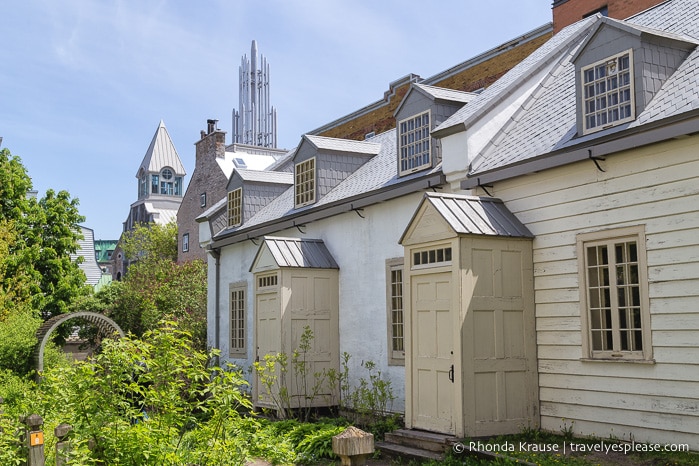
[210,247,222,357]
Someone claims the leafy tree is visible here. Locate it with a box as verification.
[105,222,207,350]
[0,147,89,321]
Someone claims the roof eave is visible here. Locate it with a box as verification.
[209,171,446,250]
[462,111,699,189]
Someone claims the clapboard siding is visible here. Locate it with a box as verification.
[493,136,699,447]
[536,302,580,318]
[540,387,699,417]
[540,417,698,449]
[540,402,699,434]
[538,373,699,398]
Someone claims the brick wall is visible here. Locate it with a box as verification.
[177,129,229,263]
[553,0,667,33]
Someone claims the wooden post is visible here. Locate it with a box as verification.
[55,423,72,466]
[23,413,45,466]
[332,426,374,466]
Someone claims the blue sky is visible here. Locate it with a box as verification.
[0,0,553,241]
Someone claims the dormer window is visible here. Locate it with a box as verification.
[582,49,634,135]
[295,157,316,207]
[398,110,431,175]
[227,188,242,227]
[157,167,183,196]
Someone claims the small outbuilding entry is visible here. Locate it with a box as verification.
[249,236,340,410]
[400,193,539,437]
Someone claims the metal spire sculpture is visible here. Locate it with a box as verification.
[232,40,278,148]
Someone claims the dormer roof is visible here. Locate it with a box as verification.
[428,0,699,188]
[570,15,699,64]
[136,120,186,176]
[393,83,477,117]
[233,169,294,184]
[295,134,382,159]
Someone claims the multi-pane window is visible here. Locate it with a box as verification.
[386,259,404,365]
[182,233,189,253]
[258,274,278,288]
[413,246,452,267]
[139,172,147,198]
[295,158,316,207]
[398,111,431,175]
[151,174,159,195]
[227,188,242,227]
[582,50,634,134]
[579,227,651,361]
[230,284,246,357]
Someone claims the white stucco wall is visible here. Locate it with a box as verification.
[206,190,443,413]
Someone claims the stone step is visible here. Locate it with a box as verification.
[383,429,457,453]
[375,441,445,462]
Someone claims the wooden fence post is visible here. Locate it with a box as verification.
[23,413,45,466]
[55,423,72,466]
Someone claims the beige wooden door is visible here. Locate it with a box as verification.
[254,288,280,406]
[462,238,537,436]
[286,272,338,407]
[411,272,455,433]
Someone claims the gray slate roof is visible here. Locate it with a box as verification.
[254,237,339,269]
[234,169,294,184]
[215,129,441,238]
[302,134,382,155]
[455,0,699,176]
[434,17,597,136]
[405,192,533,241]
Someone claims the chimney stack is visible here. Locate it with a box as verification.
[207,119,218,134]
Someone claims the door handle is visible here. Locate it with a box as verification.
[448,364,454,383]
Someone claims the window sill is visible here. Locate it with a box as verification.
[580,357,655,365]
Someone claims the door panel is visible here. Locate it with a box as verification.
[255,291,279,405]
[412,272,454,433]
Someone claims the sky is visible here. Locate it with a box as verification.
[0,0,553,241]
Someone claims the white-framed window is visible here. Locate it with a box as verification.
[227,188,242,227]
[577,225,652,361]
[386,258,405,365]
[182,233,189,253]
[295,157,316,207]
[398,110,431,175]
[257,274,278,289]
[200,192,207,208]
[412,245,452,269]
[229,282,247,357]
[581,49,635,134]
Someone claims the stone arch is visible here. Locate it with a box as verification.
[33,312,125,373]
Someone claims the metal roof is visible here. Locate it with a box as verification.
[402,193,533,242]
[256,236,339,269]
[136,120,186,176]
[72,226,104,285]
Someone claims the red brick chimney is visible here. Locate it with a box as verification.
[553,0,668,33]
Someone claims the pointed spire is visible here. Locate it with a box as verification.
[136,121,186,177]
